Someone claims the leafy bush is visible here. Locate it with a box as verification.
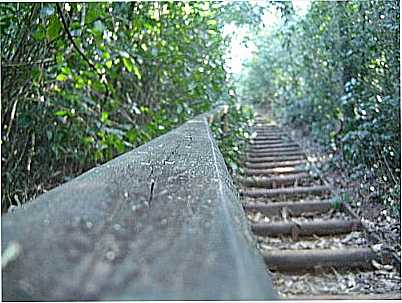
[211,100,254,176]
[239,1,400,211]
[1,2,263,212]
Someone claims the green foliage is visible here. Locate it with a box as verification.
[1,2,263,212]
[240,1,400,209]
[211,101,254,176]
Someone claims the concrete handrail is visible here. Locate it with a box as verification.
[1,110,277,300]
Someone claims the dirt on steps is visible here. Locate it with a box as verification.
[237,115,401,299]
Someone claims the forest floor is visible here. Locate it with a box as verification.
[283,124,401,264]
[240,110,400,298]
[279,123,401,297]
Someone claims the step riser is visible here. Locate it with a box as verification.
[255,134,287,138]
[246,151,305,158]
[239,173,310,188]
[246,147,301,153]
[254,127,282,130]
[252,137,287,141]
[241,185,330,198]
[254,129,285,133]
[245,161,307,169]
[250,144,299,149]
[262,248,377,271]
[255,131,286,134]
[241,179,308,188]
[252,219,362,237]
[250,138,292,146]
[244,200,334,216]
[250,141,290,146]
[246,155,305,163]
[244,167,309,176]
[254,131,286,134]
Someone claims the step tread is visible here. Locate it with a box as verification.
[246,155,305,163]
[262,247,379,271]
[242,185,330,197]
[239,173,311,188]
[244,167,309,176]
[245,160,307,169]
[243,200,334,216]
[252,218,363,237]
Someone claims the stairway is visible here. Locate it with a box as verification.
[239,115,400,299]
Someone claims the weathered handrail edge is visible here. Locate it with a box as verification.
[2,108,277,300]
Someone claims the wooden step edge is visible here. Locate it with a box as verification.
[254,132,287,136]
[243,200,333,216]
[252,219,362,237]
[246,151,305,158]
[241,185,329,198]
[255,134,288,138]
[249,138,294,146]
[246,147,302,153]
[250,141,291,146]
[245,160,308,170]
[243,167,309,176]
[252,134,288,138]
[253,129,286,132]
[250,143,300,149]
[262,247,378,271]
[246,155,305,163]
[242,155,307,163]
[253,127,284,130]
[252,136,288,140]
[238,173,311,188]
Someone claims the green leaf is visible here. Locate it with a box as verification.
[56,53,64,65]
[105,60,113,69]
[32,67,41,82]
[47,16,62,41]
[101,111,109,123]
[83,136,94,145]
[54,110,68,117]
[125,129,138,143]
[61,67,71,75]
[207,19,217,26]
[122,57,133,72]
[132,65,142,80]
[32,26,46,41]
[56,74,68,81]
[86,4,99,23]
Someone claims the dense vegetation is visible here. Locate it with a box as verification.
[211,101,254,175]
[240,1,400,211]
[2,1,399,215]
[1,2,262,212]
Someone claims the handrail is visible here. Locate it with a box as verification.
[1,109,277,300]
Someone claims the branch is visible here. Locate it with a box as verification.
[56,3,109,97]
